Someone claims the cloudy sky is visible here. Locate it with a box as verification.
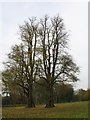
[0,2,88,90]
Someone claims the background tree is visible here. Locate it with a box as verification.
[2,63,26,106]
[33,79,48,104]
[54,83,74,103]
[73,89,90,101]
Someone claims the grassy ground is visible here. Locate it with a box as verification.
[0,107,2,119]
[2,101,89,118]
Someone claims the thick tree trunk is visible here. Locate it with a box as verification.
[45,84,55,108]
[27,96,35,107]
[27,84,35,108]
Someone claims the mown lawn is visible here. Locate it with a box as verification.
[2,101,89,118]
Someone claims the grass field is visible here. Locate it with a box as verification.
[2,101,89,118]
[0,107,2,119]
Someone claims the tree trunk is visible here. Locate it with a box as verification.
[27,84,35,108]
[27,96,35,108]
[45,84,55,108]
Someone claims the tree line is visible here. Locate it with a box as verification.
[2,84,90,106]
[2,15,79,108]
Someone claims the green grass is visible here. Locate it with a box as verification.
[2,101,89,118]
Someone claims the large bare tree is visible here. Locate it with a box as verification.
[2,18,39,107]
[17,18,39,107]
[37,15,79,107]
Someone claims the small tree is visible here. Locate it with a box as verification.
[2,68,25,105]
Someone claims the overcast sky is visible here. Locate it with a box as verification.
[0,2,88,90]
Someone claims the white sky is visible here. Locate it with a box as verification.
[0,2,88,90]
